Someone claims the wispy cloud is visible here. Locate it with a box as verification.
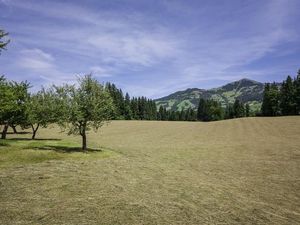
[1,0,299,98]
[16,48,75,86]
[90,66,114,78]
[18,49,54,71]
[87,32,179,66]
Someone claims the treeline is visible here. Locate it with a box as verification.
[107,82,252,122]
[156,99,250,122]
[105,83,157,120]
[261,70,300,116]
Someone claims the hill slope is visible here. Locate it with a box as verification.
[155,78,264,111]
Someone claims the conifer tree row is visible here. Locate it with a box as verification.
[261,70,300,116]
[105,82,157,120]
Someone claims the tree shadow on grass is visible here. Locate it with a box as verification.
[32,145,102,153]
[7,131,31,134]
[9,138,62,141]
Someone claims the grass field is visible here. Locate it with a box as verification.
[0,117,300,225]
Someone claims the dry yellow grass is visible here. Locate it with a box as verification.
[0,117,300,224]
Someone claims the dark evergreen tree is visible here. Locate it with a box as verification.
[124,92,132,120]
[269,83,280,116]
[245,103,250,117]
[197,98,224,121]
[233,99,245,118]
[157,105,164,120]
[179,109,185,121]
[280,76,297,115]
[225,104,234,119]
[197,98,206,121]
[130,97,139,120]
[262,83,272,116]
[295,69,300,114]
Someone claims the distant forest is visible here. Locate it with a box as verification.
[106,69,300,121]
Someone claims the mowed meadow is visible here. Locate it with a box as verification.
[0,117,300,225]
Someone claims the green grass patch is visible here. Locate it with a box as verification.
[0,140,10,146]
[0,138,117,168]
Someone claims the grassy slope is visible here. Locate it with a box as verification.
[0,117,300,225]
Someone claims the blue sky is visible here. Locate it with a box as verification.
[1,0,299,98]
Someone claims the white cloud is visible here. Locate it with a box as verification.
[16,48,76,86]
[3,0,300,97]
[87,32,180,66]
[90,66,113,78]
[18,48,54,71]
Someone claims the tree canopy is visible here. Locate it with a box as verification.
[26,87,59,139]
[57,75,115,150]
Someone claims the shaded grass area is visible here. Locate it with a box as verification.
[0,117,300,225]
[0,137,117,167]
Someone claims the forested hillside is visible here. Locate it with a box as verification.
[155,78,265,112]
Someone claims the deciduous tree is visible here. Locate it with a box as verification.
[57,75,114,151]
[26,87,58,139]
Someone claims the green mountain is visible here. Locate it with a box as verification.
[155,79,265,112]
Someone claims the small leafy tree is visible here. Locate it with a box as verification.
[26,88,58,139]
[0,77,29,139]
[57,75,114,151]
[0,76,13,139]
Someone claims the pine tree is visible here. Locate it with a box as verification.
[262,83,271,116]
[225,104,234,119]
[131,97,139,120]
[179,109,185,121]
[197,98,206,121]
[269,83,280,116]
[197,98,224,121]
[158,105,164,120]
[233,99,245,118]
[245,104,250,117]
[280,76,297,115]
[295,69,300,114]
[124,93,132,120]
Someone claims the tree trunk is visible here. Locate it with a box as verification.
[82,132,87,151]
[31,124,39,140]
[1,124,9,139]
[11,125,18,134]
[79,122,87,152]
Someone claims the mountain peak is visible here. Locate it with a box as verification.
[237,78,261,84]
[218,78,263,91]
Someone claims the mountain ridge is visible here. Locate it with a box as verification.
[155,78,265,112]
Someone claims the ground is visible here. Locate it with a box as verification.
[0,117,300,225]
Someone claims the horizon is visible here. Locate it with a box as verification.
[1,0,300,98]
